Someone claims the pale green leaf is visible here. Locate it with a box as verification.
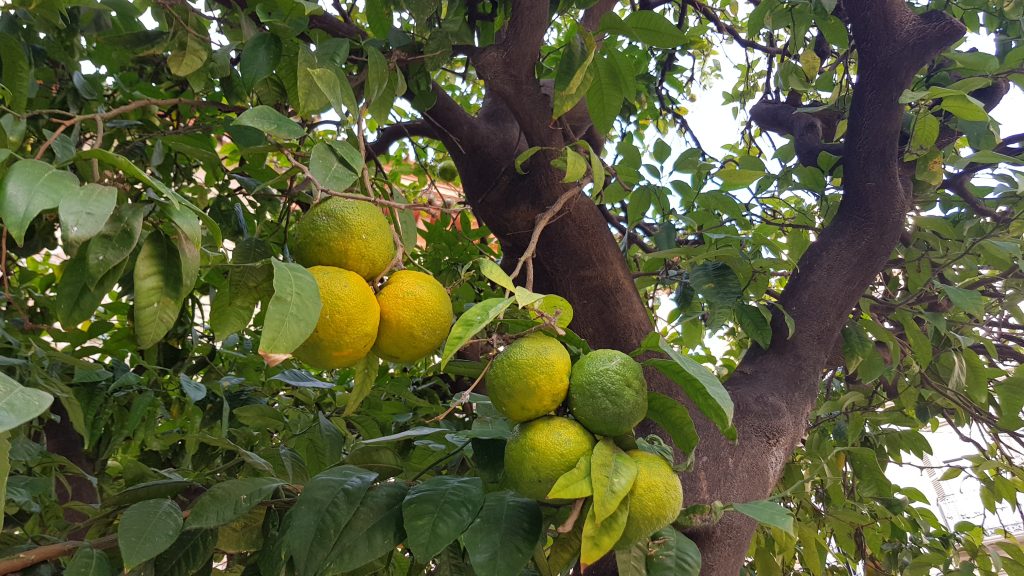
[258,260,322,355]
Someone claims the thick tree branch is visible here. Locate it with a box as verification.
[473,0,559,147]
[684,0,789,55]
[758,3,965,382]
[367,121,440,158]
[749,100,843,166]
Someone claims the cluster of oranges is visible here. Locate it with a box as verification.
[288,198,453,368]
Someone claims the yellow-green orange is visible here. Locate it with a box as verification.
[290,197,396,280]
[293,266,379,369]
[503,416,595,500]
[569,349,648,437]
[486,333,570,422]
[373,270,453,363]
[615,450,683,548]
[437,160,459,182]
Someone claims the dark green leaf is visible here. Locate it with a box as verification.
[285,466,379,576]
[0,33,29,112]
[65,547,112,576]
[645,392,698,455]
[620,11,688,48]
[735,304,772,349]
[646,528,701,575]
[325,482,409,572]
[240,33,281,91]
[118,499,183,568]
[0,159,80,245]
[186,478,284,529]
[403,476,484,561]
[134,231,187,349]
[154,528,217,576]
[463,491,543,576]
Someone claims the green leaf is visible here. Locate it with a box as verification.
[439,297,515,369]
[621,11,688,48]
[65,546,113,576]
[118,499,184,568]
[58,183,118,246]
[940,95,990,122]
[285,466,379,576]
[258,260,322,356]
[907,112,940,159]
[586,53,629,135]
[344,354,379,416]
[233,106,305,140]
[561,149,588,183]
[645,392,698,455]
[308,68,357,118]
[463,491,543,576]
[843,448,893,497]
[185,478,284,529]
[0,33,29,112]
[154,528,216,576]
[553,29,596,119]
[0,372,54,433]
[325,482,409,573]
[548,452,593,500]
[646,528,701,575]
[690,261,742,307]
[648,338,734,439]
[996,373,1024,430]
[309,142,359,192]
[735,303,772,349]
[0,159,80,245]
[83,203,145,284]
[591,438,638,523]
[478,258,516,292]
[365,46,389,104]
[366,0,391,36]
[134,231,187,349]
[240,32,281,91]
[168,33,209,77]
[715,167,765,191]
[402,476,485,561]
[516,146,545,174]
[297,44,330,116]
[55,251,130,327]
[895,311,932,370]
[615,540,648,576]
[940,284,985,317]
[731,500,794,536]
[581,497,629,568]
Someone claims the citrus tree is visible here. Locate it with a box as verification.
[2,0,1024,574]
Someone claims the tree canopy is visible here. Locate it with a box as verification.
[1,0,1024,574]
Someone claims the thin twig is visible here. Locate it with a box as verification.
[429,357,495,423]
[34,98,246,160]
[508,185,587,290]
[558,498,586,533]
